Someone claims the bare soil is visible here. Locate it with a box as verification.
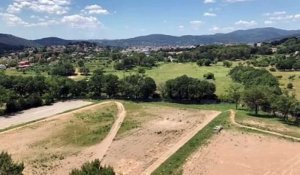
[183,130,300,175]
[0,102,119,175]
[101,106,219,175]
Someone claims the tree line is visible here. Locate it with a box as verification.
[226,66,300,125]
[0,71,217,114]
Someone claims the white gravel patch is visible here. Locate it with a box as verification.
[0,100,93,130]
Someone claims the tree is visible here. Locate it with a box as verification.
[0,151,24,175]
[103,74,119,98]
[89,69,105,98]
[50,62,75,76]
[70,159,115,175]
[163,75,216,102]
[226,83,243,109]
[119,74,156,100]
[242,86,269,115]
[271,92,297,121]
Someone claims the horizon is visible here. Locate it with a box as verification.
[0,0,300,40]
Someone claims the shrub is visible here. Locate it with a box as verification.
[287,83,294,89]
[0,151,24,175]
[70,159,115,175]
[269,67,276,72]
[203,72,215,80]
[223,61,233,68]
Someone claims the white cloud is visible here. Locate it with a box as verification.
[7,0,71,15]
[224,0,249,3]
[178,25,185,31]
[0,13,28,26]
[190,20,203,30]
[61,15,101,28]
[264,11,287,16]
[0,12,58,27]
[203,12,217,17]
[264,11,300,22]
[83,5,109,15]
[210,26,235,33]
[264,20,274,25]
[204,0,216,3]
[235,20,257,27]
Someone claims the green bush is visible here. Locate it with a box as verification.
[203,72,215,80]
[0,151,24,175]
[70,159,115,175]
[287,83,294,89]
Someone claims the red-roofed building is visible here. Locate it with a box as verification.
[18,60,31,69]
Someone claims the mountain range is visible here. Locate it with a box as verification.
[1,27,300,53]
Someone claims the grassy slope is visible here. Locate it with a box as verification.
[37,103,118,147]
[235,110,300,138]
[271,71,300,99]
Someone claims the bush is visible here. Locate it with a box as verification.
[223,61,233,68]
[203,72,215,80]
[287,83,294,89]
[0,151,24,175]
[70,159,115,175]
[269,67,276,72]
[5,99,20,113]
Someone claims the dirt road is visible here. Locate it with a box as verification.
[141,111,221,175]
[230,110,300,141]
[53,101,127,174]
[88,101,127,160]
[0,100,92,130]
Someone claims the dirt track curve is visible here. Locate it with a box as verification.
[141,111,221,175]
[92,101,127,160]
[230,110,300,142]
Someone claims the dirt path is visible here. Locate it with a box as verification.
[141,111,221,175]
[0,100,92,131]
[90,101,127,160]
[230,110,300,141]
[52,101,127,174]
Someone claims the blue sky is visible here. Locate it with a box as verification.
[0,0,300,39]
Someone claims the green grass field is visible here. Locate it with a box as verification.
[102,62,233,96]
[271,71,300,99]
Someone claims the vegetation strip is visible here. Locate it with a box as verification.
[230,110,300,141]
[151,111,230,175]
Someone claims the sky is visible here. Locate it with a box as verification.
[0,0,300,39]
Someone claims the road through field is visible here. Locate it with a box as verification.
[0,100,92,130]
[230,110,300,141]
[141,111,221,175]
